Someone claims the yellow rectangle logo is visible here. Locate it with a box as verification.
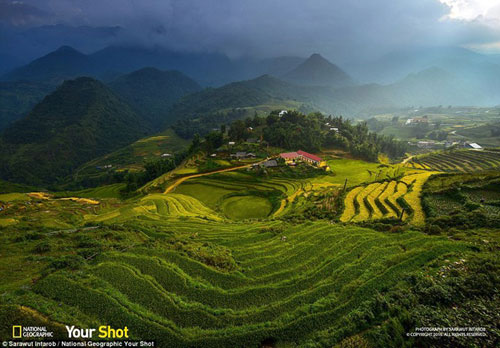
[13,325,22,338]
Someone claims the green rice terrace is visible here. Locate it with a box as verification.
[405,149,500,172]
[1,148,499,347]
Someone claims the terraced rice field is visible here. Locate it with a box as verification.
[85,193,222,222]
[221,195,272,219]
[174,172,307,219]
[25,219,469,347]
[341,172,435,225]
[79,172,310,222]
[406,149,500,172]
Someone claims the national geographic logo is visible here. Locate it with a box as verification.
[11,326,54,339]
[12,326,21,339]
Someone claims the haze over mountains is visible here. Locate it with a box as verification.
[1,40,500,186]
[2,43,500,106]
[1,43,500,138]
[283,53,354,87]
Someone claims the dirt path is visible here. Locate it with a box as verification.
[163,161,266,194]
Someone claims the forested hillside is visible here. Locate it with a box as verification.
[0,81,54,130]
[109,68,202,129]
[224,110,407,160]
[0,77,149,186]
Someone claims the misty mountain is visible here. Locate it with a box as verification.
[232,56,306,80]
[109,67,202,129]
[385,67,481,106]
[0,52,23,76]
[283,53,354,87]
[349,46,500,89]
[0,24,121,67]
[169,63,500,139]
[0,77,149,185]
[2,46,97,84]
[89,45,235,86]
[1,44,238,86]
[259,56,306,76]
[169,74,313,119]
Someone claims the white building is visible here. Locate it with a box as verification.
[465,142,483,150]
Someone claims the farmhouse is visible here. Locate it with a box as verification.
[297,150,322,165]
[231,152,256,159]
[279,150,323,166]
[280,152,299,162]
[405,116,428,125]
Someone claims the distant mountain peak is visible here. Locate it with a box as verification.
[283,53,354,87]
[308,53,325,60]
[55,45,80,53]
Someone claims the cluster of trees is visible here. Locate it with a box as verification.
[490,123,500,137]
[226,110,406,161]
[122,153,186,193]
[428,130,448,141]
[172,109,248,139]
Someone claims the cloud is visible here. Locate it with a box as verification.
[0,0,49,26]
[439,0,500,22]
[1,0,500,59]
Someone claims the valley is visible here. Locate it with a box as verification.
[1,11,499,346]
[1,122,499,346]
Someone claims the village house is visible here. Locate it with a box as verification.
[261,159,278,167]
[297,150,323,165]
[231,152,256,159]
[279,150,324,167]
[280,152,300,164]
[405,116,428,126]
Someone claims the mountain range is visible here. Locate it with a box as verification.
[1,45,240,87]
[1,43,500,187]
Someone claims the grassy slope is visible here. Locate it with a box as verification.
[74,128,189,180]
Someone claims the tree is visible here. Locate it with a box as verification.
[204,131,224,153]
[189,134,201,153]
[228,120,249,141]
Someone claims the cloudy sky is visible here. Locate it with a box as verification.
[1,0,500,61]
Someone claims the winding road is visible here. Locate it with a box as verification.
[163,160,269,194]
